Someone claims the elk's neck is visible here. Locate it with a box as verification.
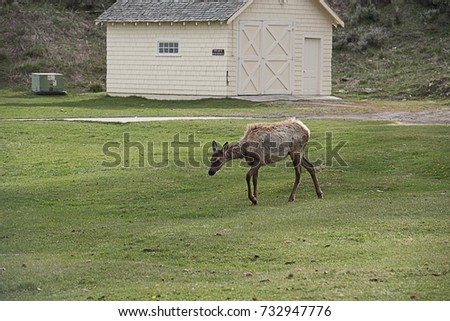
[226,143,244,160]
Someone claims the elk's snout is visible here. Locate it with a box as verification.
[208,169,216,176]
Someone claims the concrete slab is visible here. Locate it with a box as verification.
[60,116,264,123]
[109,92,342,102]
[232,95,342,102]
[108,93,218,101]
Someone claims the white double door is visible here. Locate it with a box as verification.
[238,20,294,95]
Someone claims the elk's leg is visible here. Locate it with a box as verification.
[246,165,260,205]
[252,169,259,198]
[301,156,323,199]
[289,153,302,202]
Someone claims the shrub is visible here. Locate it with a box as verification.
[418,0,450,18]
[361,26,387,48]
[334,26,387,51]
[0,50,8,62]
[418,0,449,9]
[421,8,441,22]
[88,81,104,92]
[413,77,450,98]
[15,60,46,73]
[351,4,381,24]
[333,1,388,51]
[24,44,49,59]
[332,30,349,50]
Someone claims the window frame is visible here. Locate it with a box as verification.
[156,40,181,56]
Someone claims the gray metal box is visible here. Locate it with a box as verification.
[32,73,66,95]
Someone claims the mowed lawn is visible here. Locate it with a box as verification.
[0,118,449,301]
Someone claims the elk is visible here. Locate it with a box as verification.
[208,118,323,205]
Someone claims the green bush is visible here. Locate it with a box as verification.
[334,26,387,51]
[87,81,104,92]
[418,0,449,9]
[0,50,8,61]
[413,77,450,98]
[421,8,441,22]
[24,44,49,58]
[361,26,387,48]
[351,4,381,24]
[15,60,46,73]
[418,0,450,17]
[333,2,388,51]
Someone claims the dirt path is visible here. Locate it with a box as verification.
[5,111,450,124]
[301,110,450,124]
[277,100,450,124]
[3,100,449,124]
[6,110,448,124]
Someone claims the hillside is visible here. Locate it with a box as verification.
[330,0,450,99]
[0,0,449,98]
[0,2,107,92]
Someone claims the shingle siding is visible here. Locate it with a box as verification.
[96,0,246,23]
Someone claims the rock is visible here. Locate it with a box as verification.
[362,87,377,93]
[142,248,158,253]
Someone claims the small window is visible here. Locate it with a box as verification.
[158,41,179,55]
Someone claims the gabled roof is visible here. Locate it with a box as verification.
[96,0,247,23]
[318,0,344,27]
[96,0,343,27]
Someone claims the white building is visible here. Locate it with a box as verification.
[96,0,343,98]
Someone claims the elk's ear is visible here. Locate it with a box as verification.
[223,142,229,152]
[212,140,218,152]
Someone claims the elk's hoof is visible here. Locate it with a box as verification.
[250,198,258,205]
[288,195,295,202]
[318,192,324,199]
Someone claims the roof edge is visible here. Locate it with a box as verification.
[318,0,344,27]
[95,1,250,24]
[227,0,254,24]
[95,0,343,27]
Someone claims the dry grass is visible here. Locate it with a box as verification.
[332,1,450,99]
[0,3,105,91]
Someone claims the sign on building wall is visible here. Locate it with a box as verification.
[212,49,225,56]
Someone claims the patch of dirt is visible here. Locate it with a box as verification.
[413,77,450,99]
[302,110,450,124]
[281,100,450,124]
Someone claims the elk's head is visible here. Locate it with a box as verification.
[208,141,229,176]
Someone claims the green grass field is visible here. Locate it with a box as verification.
[1,90,448,120]
[1,109,449,300]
